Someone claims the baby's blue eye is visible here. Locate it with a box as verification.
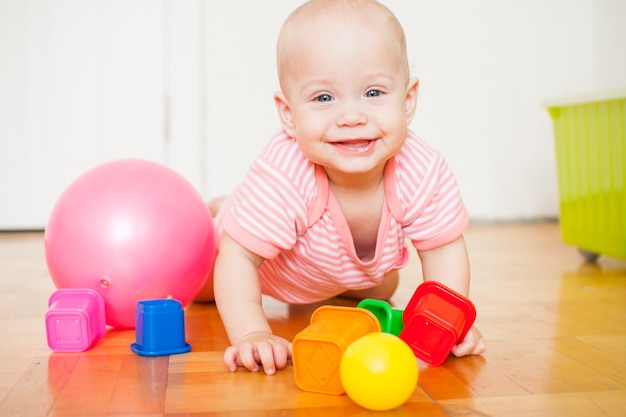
[316,94,333,102]
[366,89,382,97]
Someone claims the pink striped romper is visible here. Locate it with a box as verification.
[215,129,468,304]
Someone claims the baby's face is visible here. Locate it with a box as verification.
[276,12,416,182]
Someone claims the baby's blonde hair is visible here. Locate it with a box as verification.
[276,0,409,89]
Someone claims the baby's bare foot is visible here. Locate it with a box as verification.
[207,196,227,217]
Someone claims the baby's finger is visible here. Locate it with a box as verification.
[451,340,473,357]
[223,346,240,372]
[472,337,487,355]
[238,344,260,372]
[256,342,277,375]
[271,342,290,370]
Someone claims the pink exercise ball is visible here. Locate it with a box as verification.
[44,159,215,329]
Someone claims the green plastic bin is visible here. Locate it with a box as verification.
[546,90,626,261]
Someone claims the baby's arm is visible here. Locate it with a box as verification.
[417,235,486,357]
[213,234,291,375]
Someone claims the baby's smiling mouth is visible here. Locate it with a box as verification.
[332,139,377,153]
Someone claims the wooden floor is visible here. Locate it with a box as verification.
[1,222,625,416]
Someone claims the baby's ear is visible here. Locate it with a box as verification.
[274,91,296,137]
[405,78,419,123]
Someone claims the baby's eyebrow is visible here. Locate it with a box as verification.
[300,77,335,89]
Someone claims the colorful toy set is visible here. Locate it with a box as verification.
[292,281,476,410]
[44,160,211,353]
[357,281,476,366]
[44,159,215,329]
[43,160,476,410]
[45,289,191,356]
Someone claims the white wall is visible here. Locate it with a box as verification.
[203,1,300,198]
[202,0,626,221]
[594,0,626,91]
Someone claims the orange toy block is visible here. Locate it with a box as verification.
[292,306,381,395]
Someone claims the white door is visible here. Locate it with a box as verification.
[0,0,203,230]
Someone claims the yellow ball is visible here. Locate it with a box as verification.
[340,332,418,411]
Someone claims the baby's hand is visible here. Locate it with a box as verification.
[451,325,486,358]
[223,332,292,375]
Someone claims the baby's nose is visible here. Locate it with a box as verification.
[337,102,368,126]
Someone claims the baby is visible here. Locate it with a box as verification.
[200,0,486,375]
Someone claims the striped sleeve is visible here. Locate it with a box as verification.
[220,133,314,259]
[398,134,469,251]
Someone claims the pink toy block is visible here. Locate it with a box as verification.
[45,288,106,352]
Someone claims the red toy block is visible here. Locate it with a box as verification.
[399,281,476,366]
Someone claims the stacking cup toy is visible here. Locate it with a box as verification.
[399,281,476,366]
[357,299,404,336]
[292,306,381,395]
[130,299,191,356]
[45,288,106,352]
